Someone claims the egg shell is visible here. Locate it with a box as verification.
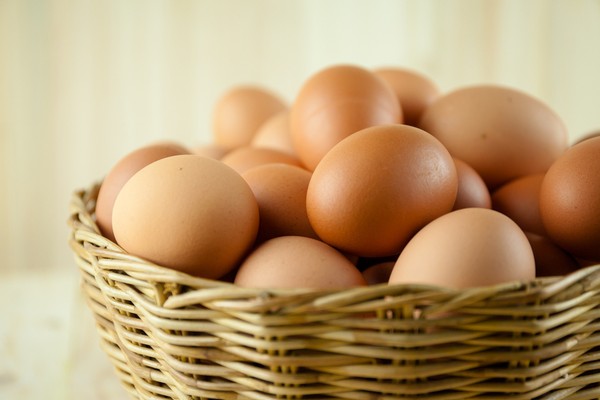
[112,155,259,279]
[241,163,318,243]
[539,136,600,262]
[234,236,366,289]
[389,208,536,289]
[95,143,189,241]
[452,157,491,210]
[213,85,287,149]
[251,110,296,156]
[307,124,457,257]
[491,173,547,236]
[572,129,600,146]
[290,64,402,170]
[191,143,231,160]
[419,84,568,189]
[221,146,304,174]
[362,261,395,286]
[526,233,579,277]
[373,67,439,126]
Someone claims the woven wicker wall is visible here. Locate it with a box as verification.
[1,0,600,275]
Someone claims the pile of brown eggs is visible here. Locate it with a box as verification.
[94,64,600,290]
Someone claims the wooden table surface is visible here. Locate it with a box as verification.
[0,270,129,400]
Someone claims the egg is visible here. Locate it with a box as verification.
[452,157,491,210]
[306,124,457,257]
[221,146,304,174]
[572,129,600,145]
[191,143,231,160]
[373,67,439,126]
[95,142,189,241]
[491,173,547,236]
[112,155,259,279]
[213,85,287,149]
[241,163,318,243]
[290,64,402,170]
[362,261,395,286]
[539,136,600,262]
[251,110,296,156]
[234,236,367,289]
[419,84,569,189]
[526,233,579,277]
[389,208,536,288]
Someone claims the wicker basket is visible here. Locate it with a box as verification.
[68,182,600,400]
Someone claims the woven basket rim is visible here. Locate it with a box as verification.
[68,181,600,299]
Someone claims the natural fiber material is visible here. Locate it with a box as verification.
[68,183,600,399]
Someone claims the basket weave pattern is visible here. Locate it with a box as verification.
[68,183,600,399]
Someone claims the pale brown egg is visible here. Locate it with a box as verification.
[539,136,600,262]
[491,173,547,236]
[95,142,189,241]
[251,110,296,156]
[234,236,367,289]
[191,143,231,160]
[389,208,535,288]
[452,157,491,210]
[112,155,259,279]
[290,64,402,170]
[221,146,304,174]
[373,67,439,126]
[419,84,568,189]
[213,85,287,149]
[307,124,457,257]
[241,163,318,243]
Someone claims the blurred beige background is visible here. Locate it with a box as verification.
[1,0,600,399]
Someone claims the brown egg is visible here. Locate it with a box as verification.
[191,143,231,160]
[234,236,367,289]
[539,136,600,262]
[452,158,491,210]
[307,124,457,257]
[373,67,439,126]
[389,208,536,288]
[362,262,395,285]
[290,64,402,170]
[112,155,259,279]
[526,233,579,277]
[213,85,287,149]
[573,129,600,146]
[221,146,304,174]
[241,163,318,243]
[419,84,568,189]
[251,110,296,156]
[95,143,189,241]
[491,173,547,236]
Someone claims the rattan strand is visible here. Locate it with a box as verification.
[68,183,600,399]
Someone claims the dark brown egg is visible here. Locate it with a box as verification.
[539,136,600,262]
[526,233,580,277]
[306,124,457,257]
[290,64,401,170]
[491,173,546,236]
[453,157,491,210]
[419,84,568,189]
[362,262,395,285]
